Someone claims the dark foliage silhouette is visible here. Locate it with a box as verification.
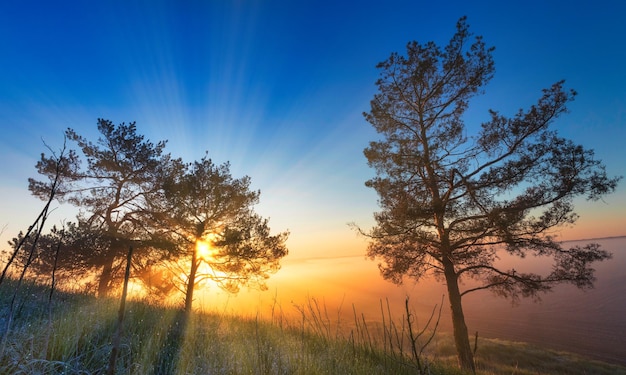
[358,17,620,372]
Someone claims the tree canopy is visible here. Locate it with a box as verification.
[153,155,289,312]
[24,120,288,307]
[360,16,620,372]
[28,119,175,296]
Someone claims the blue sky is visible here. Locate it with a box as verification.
[1,1,625,259]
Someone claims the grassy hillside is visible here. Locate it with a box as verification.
[0,279,624,375]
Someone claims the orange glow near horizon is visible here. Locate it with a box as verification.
[125,279,148,299]
[193,234,625,318]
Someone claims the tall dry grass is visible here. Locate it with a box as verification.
[1,278,625,374]
[0,278,451,374]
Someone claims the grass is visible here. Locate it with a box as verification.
[1,279,625,375]
[472,338,626,375]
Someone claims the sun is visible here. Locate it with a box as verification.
[196,239,217,261]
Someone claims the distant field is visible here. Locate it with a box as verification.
[216,236,626,367]
[462,236,626,365]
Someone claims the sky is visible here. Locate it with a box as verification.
[1,0,625,265]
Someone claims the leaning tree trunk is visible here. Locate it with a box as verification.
[184,242,199,313]
[442,256,476,373]
[97,257,115,297]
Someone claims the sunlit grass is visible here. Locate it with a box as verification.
[1,279,625,374]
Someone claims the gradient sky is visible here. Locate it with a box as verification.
[1,0,625,263]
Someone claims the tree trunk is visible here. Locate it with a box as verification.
[107,246,133,375]
[184,243,199,313]
[443,256,476,373]
[97,258,114,297]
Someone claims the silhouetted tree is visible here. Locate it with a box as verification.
[0,141,71,287]
[359,17,620,372]
[154,155,289,313]
[9,223,95,284]
[28,119,177,296]
[10,221,172,293]
[0,141,69,359]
